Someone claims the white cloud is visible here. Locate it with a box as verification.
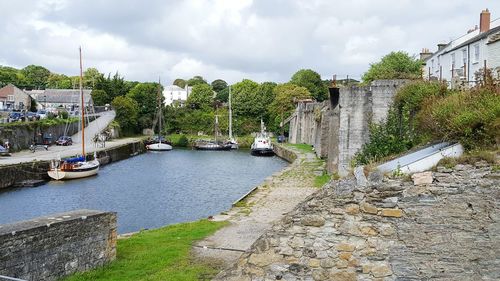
[0,0,499,83]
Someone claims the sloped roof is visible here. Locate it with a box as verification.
[28,89,92,104]
[0,84,29,98]
[487,31,500,44]
[445,25,500,53]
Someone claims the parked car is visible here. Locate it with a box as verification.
[26,112,40,121]
[55,136,73,146]
[8,112,24,122]
[36,110,47,119]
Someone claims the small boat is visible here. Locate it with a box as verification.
[251,119,274,156]
[146,78,172,152]
[48,47,100,180]
[193,115,232,151]
[0,142,11,156]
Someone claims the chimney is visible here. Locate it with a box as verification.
[420,48,433,61]
[480,9,490,33]
[437,44,447,51]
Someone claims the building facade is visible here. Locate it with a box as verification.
[0,84,32,111]
[422,9,500,84]
[26,89,93,111]
[163,85,192,106]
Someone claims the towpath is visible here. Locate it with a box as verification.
[0,111,143,166]
[193,145,321,270]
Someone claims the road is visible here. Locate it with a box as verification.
[0,111,143,166]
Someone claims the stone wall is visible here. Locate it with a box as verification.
[216,161,500,281]
[0,121,80,151]
[273,144,298,163]
[0,140,146,190]
[0,209,117,281]
[287,80,407,176]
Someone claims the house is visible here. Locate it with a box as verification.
[25,89,93,111]
[421,9,500,84]
[163,85,192,106]
[0,84,32,111]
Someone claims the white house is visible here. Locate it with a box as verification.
[422,9,500,84]
[163,85,192,106]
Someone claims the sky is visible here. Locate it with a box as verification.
[1,0,499,84]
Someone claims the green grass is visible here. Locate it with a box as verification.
[314,173,331,188]
[64,219,228,281]
[285,143,314,154]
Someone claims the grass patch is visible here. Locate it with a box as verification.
[437,149,499,168]
[285,143,314,154]
[314,173,330,188]
[64,219,228,281]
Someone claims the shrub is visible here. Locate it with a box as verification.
[177,135,189,147]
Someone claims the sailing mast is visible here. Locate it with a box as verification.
[214,115,219,143]
[158,77,161,142]
[79,47,85,158]
[228,85,232,140]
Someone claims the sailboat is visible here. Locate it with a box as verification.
[227,85,238,149]
[146,79,172,151]
[251,119,274,156]
[193,115,232,150]
[48,47,100,180]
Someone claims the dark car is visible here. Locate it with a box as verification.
[55,136,73,146]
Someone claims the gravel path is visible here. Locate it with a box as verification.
[192,147,320,270]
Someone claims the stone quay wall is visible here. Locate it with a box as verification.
[0,209,117,281]
[287,80,408,176]
[273,144,298,163]
[216,161,500,281]
[0,140,146,190]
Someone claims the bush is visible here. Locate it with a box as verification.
[177,135,189,147]
[60,110,69,119]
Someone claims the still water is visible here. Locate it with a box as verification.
[0,149,287,233]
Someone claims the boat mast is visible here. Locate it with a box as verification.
[215,115,219,143]
[79,47,85,158]
[158,77,161,142]
[228,85,232,140]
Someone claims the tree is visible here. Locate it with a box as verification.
[269,83,311,130]
[290,69,328,101]
[232,79,262,117]
[186,84,214,110]
[257,82,277,107]
[46,73,72,89]
[91,90,109,106]
[211,79,228,93]
[362,51,422,84]
[173,78,186,88]
[0,66,21,87]
[83,68,104,89]
[126,82,163,129]
[187,75,208,86]
[215,87,229,103]
[21,65,50,89]
[111,96,139,135]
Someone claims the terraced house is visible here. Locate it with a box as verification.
[0,84,31,111]
[422,9,500,84]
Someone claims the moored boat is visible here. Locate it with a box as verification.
[48,47,100,180]
[251,119,274,156]
[146,78,172,152]
[193,115,231,151]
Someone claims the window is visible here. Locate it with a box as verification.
[474,44,480,63]
[451,53,456,69]
[7,95,14,101]
[431,59,434,72]
[462,49,467,66]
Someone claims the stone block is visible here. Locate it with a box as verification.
[411,171,433,185]
[330,270,357,281]
[335,243,355,252]
[371,264,393,277]
[354,166,368,187]
[380,208,403,218]
[345,204,360,215]
[301,215,325,227]
[360,202,378,214]
[248,252,281,267]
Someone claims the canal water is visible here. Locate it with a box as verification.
[0,149,288,233]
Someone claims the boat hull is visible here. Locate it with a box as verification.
[251,148,275,156]
[48,163,100,180]
[146,143,172,151]
[194,145,232,151]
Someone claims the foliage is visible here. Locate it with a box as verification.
[417,87,500,149]
[0,65,22,86]
[186,84,214,110]
[187,76,208,86]
[47,73,73,89]
[83,68,103,89]
[126,82,162,129]
[63,220,227,281]
[91,90,109,106]
[59,110,69,119]
[215,87,229,103]
[21,65,50,89]
[362,51,422,84]
[30,98,37,112]
[285,143,314,154]
[314,173,331,188]
[290,69,328,101]
[232,79,264,118]
[173,78,187,88]
[211,79,227,93]
[111,96,139,135]
[269,83,311,131]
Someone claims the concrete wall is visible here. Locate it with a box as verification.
[273,144,297,163]
[0,209,116,281]
[288,80,407,176]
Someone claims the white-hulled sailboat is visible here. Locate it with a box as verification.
[227,85,238,149]
[48,47,100,180]
[146,78,172,151]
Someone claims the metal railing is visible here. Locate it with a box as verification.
[0,275,27,281]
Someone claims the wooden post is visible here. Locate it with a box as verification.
[484,59,487,83]
[346,75,349,86]
[428,67,431,80]
[463,62,467,82]
[439,65,442,82]
[452,64,455,78]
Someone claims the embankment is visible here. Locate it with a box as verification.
[0,140,146,190]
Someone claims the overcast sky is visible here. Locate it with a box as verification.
[1,0,499,84]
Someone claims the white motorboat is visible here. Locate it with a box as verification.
[251,119,274,156]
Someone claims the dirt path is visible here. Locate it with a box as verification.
[192,146,321,271]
